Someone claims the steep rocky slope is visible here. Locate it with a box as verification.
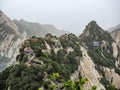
[0,11,27,71]
[0,21,120,90]
[0,11,68,71]
[79,21,120,89]
[109,24,120,47]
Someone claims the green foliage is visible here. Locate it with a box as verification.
[63,80,76,90]
[30,81,40,90]
[74,45,82,56]
[23,55,28,62]
[79,22,120,90]
[0,65,13,90]
[60,34,79,49]
[2,64,45,90]
[1,31,119,90]
[80,21,115,66]
[43,73,89,90]
[107,84,116,90]
[38,88,43,90]
[62,77,88,90]
[14,34,82,83]
[34,48,44,57]
[88,48,115,68]
[79,77,88,85]
[18,53,24,62]
[43,81,51,89]
[91,85,97,90]
[50,72,60,80]
[43,51,49,58]
[115,67,120,75]
[49,84,57,90]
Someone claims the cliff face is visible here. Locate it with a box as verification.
[109,24,120,47]
[0,11,120,89]
[0,11,27,71]
[0,21,120,90]
[0,11,68,71]
[70,46,105,90]
[79,21,120,89]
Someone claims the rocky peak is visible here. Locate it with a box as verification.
[87,21,97,29]
[0,11,26,71]
[0,11,19,36]
[82,21,104,37]
[79,21,120,89]
[0,11,120,90]
[80,21,114,45]
[1,32,120,90]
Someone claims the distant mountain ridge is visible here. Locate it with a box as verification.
[108,24,120,47]
[108,24,120,32]
[13,19,69,38]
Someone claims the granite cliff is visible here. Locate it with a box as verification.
[0,11,27,71]
[0,11,68,71]
[0,20,120,90]
[109,24,120,47]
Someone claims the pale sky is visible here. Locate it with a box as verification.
[0,0,120,34]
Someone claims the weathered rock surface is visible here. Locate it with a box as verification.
[0,11,68,71]
[0,11,27,71]
[109,24,120,47]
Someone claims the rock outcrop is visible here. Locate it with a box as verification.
[0,11,120,89]
[109,24,120,47]
[0,11,27,71]
[71,46,105,90]
[0,11,68,71]
[79,21,120,89]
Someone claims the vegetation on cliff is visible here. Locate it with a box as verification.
[0,21,120,90]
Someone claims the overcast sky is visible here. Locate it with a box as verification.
[0,0,120,34]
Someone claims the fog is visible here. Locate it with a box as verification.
[0,0,120,34]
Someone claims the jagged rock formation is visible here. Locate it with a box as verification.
[0,21,120,90]
[0,10,120,89]
[79,21,120,89]
[109,24,120,47]
[0,11,68,71]
[70,46,105,90]
[0,11,27,71]
[0,33,83,90]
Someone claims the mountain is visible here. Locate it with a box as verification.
[108,24,120,32]
[0,21,120,90]
[108,24,120,47]
[79,21,120,89]
[13,19,69,38]
[0,11,68,71]
[0,11,26,71]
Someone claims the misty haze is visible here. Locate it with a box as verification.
[0,0,120,90]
